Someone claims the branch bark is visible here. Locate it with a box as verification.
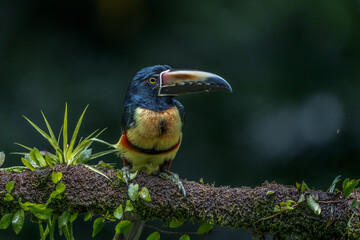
[0,164,359,239]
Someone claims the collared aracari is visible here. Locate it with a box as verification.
[116,65,232,196]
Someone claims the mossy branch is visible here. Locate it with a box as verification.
[1,164,359,239]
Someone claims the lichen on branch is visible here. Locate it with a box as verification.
[1,164,360,239]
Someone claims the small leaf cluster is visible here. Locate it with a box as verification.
[295,181,321,215]
[327,176,359,209]
[92,171,151,238]
[117,169,152,202]
[0,170,79,240]
[295,181,310,193]
[342,178,360,198]
[91,200,136,237]
[30,171,78,240]
[1,181,15,201]
[14,104,116,171]
[0,181,24,235]
[274,200,297,213]
[306,195,321,215]
[271,182,321,217]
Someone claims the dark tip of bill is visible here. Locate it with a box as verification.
[205,76,232,93]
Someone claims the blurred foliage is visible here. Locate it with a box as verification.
[0,0,360,239]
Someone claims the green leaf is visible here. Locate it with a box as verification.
[115,220,132,234]
[351,197,358,209]
[18,198,35,211]
[117,170,125,182]
[12,209,25,234]
[52,172,63,184]
[197,223,213,234]
[24,116,59,151]
[6,181,15,193]
[28,205,53,220]
[49,191,61,199]
[4,193,13,201]
[75,149,92,164]
[68,140,92,165]
[169,220,184,228]
[48,152,60,164]
[307,195,321,215]
[59,211,71,229]
[344,179,360,198]
[29,148,40,166]
[0,213,14,229]
[84,213,91,221]
[92,217,105,237]
[70,213,78,223]
[96,162,115,169]
[70,129,106,160]
[139,187,151,202]
[343,178,350,191]
[273,205,280,212]
[328,175,341,193]
[63,103,69,158]
[128,183,139,201]
[297,194,305,203]
[89,149,118,161]
[146,231,160,240]
[50,183,66,199]
[0,151,5,167]
[56,183,66,193]
[199,178,204,184]
[21,157,36,171]
[25,154,40,168]
[41,111,57,143]
[266,191,275,196]
[295,181,309,192]
[113,205,123,220]
[67,105,89,161]
[285,200,296,210]
[83,165,110,180]
[90,137,113,147]
[14,143,32,151]
[129,171,138,181]
[125,200,134,212]
[179,234,190,240]
[347,213,355,228]
[44,155,53,169]
[33,148,47,167]
[0,166,28,173]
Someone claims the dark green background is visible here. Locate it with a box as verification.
[1,0,360,239]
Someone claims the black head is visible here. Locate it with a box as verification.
[124,65,173,111]
[124,64,232,111]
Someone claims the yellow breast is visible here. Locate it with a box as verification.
[126,106,182,151]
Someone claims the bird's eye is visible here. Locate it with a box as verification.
[148,77,156,84]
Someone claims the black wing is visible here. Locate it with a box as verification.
[121,105,136,134]
[174,100,185,129]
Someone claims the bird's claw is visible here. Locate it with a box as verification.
[160,170,186,197]
[122,166,131,186]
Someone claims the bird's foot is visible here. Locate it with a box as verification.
[159,170,186,197]
[122,166,131,185]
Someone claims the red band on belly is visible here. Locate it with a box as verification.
[119,133,180,155]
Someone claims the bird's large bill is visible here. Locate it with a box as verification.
[158,69,232,96]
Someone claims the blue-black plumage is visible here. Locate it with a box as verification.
[116,65,231,175]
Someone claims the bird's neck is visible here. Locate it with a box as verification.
[129,95,175,112]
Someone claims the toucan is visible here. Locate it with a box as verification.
[116,65,232,196]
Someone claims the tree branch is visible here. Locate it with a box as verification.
[0,164,359,239]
